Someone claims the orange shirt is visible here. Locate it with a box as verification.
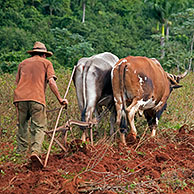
[14,55,57,106]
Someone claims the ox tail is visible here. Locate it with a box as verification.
[82,64,87,111]
[81,108,86,122]
[81,61,91,124]
[80,108,87,130]
[118,61,128,133]
[120,109,128,133]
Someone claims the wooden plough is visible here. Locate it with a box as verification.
[45,119,97,152]
[44,65,98,167]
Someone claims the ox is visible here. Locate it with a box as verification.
[73,52,119,144]
[111,56,187,145]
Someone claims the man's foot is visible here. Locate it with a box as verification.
[30,153,43,169]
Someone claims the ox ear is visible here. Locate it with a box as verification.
[171,84,182,89]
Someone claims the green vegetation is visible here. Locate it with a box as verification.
[0,0,193,73]
[0,0,193,165]
[0,71,193,165]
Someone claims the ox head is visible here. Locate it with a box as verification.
[166,71,188,89]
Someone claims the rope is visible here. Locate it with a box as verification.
[44,65,76,168]
[46,107,60,113]
[96,103,114,122]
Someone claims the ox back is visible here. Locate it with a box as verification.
[112,56,186,145]
[73,52,119,142]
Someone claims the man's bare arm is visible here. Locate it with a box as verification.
[48,78,68,106]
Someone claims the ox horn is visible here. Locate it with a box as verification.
[177,70,188,80]
[166,73,179,85]
[167,70,188,84]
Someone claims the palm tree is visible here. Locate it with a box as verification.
[74,0,97,23]
[151,2,166,58]
[146,0,188,58]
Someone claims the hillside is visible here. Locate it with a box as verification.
[0,0,194,73]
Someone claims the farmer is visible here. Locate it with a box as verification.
[13,41,68,166]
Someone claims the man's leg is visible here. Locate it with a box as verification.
[29,102,47,155]
[16,102,29,154]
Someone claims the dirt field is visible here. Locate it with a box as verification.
[0,124,193,194]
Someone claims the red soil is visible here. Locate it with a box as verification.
[0,125,194,194]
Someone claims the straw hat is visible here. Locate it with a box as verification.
[27,41,53,57]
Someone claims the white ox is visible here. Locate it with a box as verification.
[73,52,119,143]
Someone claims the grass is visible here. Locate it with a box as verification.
[160,72,194,129]
[0,71,194,164]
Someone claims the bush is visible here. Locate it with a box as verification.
[0,50,28,74]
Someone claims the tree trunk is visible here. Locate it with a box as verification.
[50,7,53,16]
[166,22,169,41]
[82,1,86,23]
[189,34,194,71]
[161,23,165,59]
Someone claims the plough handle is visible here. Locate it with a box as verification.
[44,66,76,168]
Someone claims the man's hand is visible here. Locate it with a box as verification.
[59,98,68,106]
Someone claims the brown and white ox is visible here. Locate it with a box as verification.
[73,52,119,143]
[111,56,187,145]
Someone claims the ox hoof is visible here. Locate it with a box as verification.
[126,133,137,144]
[151,129,156,137]
[86,137,90,143]
[120,133,127,146]
[150,134,156,138]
